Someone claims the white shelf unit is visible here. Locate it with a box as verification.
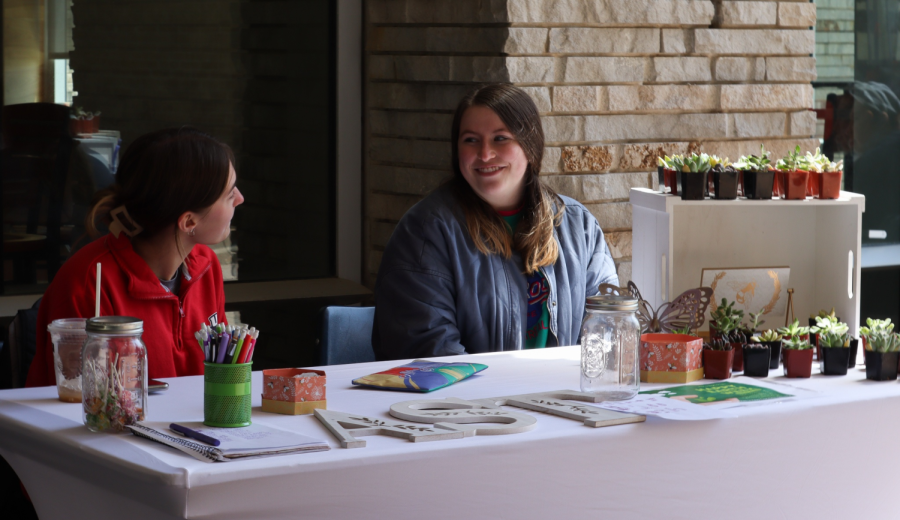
[629,188,866,335]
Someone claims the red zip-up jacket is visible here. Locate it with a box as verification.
[26,232,227,387]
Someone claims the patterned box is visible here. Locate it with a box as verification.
[261,368,326,415]
[640,333,704,384]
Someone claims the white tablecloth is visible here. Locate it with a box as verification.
[1,347,898,519]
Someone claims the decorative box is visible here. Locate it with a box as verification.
[640,333,703,383]
[261,368,326,415]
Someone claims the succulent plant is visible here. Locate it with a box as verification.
[703,338,733,351]
[775,145,805,172]
[733,144,772,172]
[810,315,849,348]
[805,148,843,173]
[668,153,713,174]
[746,308,766,334]
[673,326,698,337]
[751,329,782,343]
[710,298,744,335]
[860,318,900,353]
[810,307,837,320]
[782,335,812,350]
[777,319,810,340]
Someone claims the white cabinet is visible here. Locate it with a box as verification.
[629,188,866,335]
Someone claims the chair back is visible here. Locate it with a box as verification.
[0,297,41,389]
[318,306,376,366]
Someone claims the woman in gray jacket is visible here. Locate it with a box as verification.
[373,84,619,360]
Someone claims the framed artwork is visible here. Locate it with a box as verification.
[699,267,790,322]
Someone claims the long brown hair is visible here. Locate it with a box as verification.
[87,127,234,239]
[450,83,563,274]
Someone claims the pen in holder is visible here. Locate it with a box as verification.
[204,362,252,427]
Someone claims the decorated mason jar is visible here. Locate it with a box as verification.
[580,295,640,400]
[81,317,147,432]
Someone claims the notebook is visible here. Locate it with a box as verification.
[127,421,330,463]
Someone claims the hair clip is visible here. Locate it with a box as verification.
[109,205,144,238]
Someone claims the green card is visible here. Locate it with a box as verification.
[641,381,792,404]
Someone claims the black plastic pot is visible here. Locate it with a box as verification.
[742,170,775,199]
[848,338,859,368]
[761,340,781,369]
[864,350,900,381]
[820,347,850,375]
[657,166,666,193]
[677,171,706,200]
[713,170,738,200]
[743,346,770,377]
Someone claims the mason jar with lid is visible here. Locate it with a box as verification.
[81,317,147,433]
[580,295,641,400]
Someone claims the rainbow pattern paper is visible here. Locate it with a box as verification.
[352,360,487,392]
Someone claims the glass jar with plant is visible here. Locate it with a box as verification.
[733,145,775,199]
[810,316,850,375]
[860,318,900,381]
[751,329,783,369]
[781,334,814,378]
[702,339,733,380]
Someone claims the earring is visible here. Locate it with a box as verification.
[189,228,196,237]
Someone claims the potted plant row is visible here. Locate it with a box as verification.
[860,318,900,381]
[810,315,850,375]
[779,319,813,378]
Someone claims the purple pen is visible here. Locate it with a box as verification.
[215,332,231,364]
[170,423,221,446]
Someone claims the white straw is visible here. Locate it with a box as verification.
[95,263,102,317]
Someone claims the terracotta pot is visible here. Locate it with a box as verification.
[664,169,678,195]
[818,170,842,199]
[806,170,820,198]
[820,347,850,375]
[782,348,813,378]
[782,170,809,200]
[703,349,734,380]
[743,346,770,377]
[865,350,899,381]
[713,170,738,200]
[742,170,775,200]
[773,170,784,198]
[677,171,706,200]
[730,343,744,371]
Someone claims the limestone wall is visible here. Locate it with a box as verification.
[365,0,819,287]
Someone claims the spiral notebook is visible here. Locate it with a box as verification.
[128,421,330,463]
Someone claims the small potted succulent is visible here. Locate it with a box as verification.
[659,155,679,195]
[716,316,747,372]
[809,308,839,353]
[775,146,809,200]
[657,156,669,194]
[742,342,770,377]
[709,156,739,200]
[672,153,711,200]
[779,319,813,378]
[805,148,844,199]
[810,316,850,375]
[751,329,783,369]
[702,339,733,379]
[860,318,900,381]
[781,335,814,378]
[733,145,775,199]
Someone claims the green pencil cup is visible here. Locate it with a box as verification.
[204,362,252,427]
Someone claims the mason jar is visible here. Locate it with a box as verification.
[580,295,641,400]
[81,317,147,433]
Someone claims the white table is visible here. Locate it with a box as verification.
[1,347,898,519]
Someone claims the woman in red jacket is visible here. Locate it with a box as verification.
[26,127,244,387]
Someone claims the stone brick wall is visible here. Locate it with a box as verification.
[365,0,819,288]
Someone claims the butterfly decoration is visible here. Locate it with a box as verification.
[597,281,713,334]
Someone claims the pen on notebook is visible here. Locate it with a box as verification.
[169,423,221,447]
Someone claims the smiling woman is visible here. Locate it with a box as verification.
[372,84,619,360]
[26,127,242,387]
